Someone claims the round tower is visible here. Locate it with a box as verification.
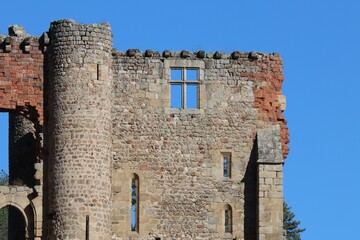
[47,20,113,239]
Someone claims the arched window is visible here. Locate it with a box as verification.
[131,174,139,232]
[224,204,233,233]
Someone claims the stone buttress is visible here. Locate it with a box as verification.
[46,20,113,239]
[257,125,284,240]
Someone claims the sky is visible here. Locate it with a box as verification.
[1,0,360,239]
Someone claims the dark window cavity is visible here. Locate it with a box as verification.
[225,204,233,233]
[131,174,139,232]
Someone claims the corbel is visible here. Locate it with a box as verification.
[22,37,31,53]
[3,37,11,53]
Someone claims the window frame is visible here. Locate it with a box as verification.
[170,67,200,109]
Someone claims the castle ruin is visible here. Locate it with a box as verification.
[0,20,289,240]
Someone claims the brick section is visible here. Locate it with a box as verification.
[0,33,44,240]
[250,53,290,158]
[0,35,44,125]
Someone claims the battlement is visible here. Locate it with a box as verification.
[0,26,44,127]
[0,23,279,62]
[0,25,48,54]
[112,48,279,61]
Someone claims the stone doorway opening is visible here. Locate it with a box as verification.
[0,205,27,239]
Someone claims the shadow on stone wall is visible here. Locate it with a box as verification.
[243,138,258,240]
[9,113,37,187]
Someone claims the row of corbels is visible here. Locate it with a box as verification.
[125,49,259,61]
[0,36,31,53]
[0,32,50,53]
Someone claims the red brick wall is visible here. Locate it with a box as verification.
[0,36,44,126]
[251,53,290,158]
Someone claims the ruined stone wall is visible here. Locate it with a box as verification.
[0,26,44,240]
[0,29,44,125]
[0,20,289,240]
[111,50,288,239]
[0,27,44,187]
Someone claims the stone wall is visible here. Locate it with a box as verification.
[0,26,44,239]
[257,126,284,240]
[111,49,288,239]
[0,20,289,240]
[0,185,42,239]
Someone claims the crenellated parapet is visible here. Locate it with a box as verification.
[115,48,267,60]
[0,26,45,127]
[0,25,49,54]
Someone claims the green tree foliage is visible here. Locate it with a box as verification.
[0,170,8,238]
[283,202,305,240]
[0,170,8,185]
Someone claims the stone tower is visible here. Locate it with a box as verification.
[47,20,113,239]
[0,20,289,240]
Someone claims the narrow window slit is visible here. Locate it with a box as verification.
[223,153,231,178]
[85,215,89,240]
[131,174,139,232]
[225,204,233,233]
[97,64,101,80]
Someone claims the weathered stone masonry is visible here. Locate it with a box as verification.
[47,20,113,240]
[0,20,290,240]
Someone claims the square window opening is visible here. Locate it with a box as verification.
[170,68,199,109]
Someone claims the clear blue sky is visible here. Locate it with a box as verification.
[1,0,360,239]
